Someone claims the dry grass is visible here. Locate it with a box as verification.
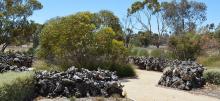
[0,44,32,52]
[0,71,33,87]
[197,56,220,69]
[32,60,63,72]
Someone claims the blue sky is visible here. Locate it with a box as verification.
[30,0,220,33]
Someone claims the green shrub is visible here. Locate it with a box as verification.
[37,12,128,70]
[0,72,35,101]
[204,69,220,85]
[168,33,201,60]
[84,62,136,78]
[129,37,142,47]
[109,64,136,78]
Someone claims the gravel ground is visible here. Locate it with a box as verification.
[35,97,133,101]
[121,68,220,101]
[190,84,220,99]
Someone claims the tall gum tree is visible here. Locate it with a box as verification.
[0,0,43,52]
[161,0,207,34]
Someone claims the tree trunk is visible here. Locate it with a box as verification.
[156,13,161,49]
[1,43,8,53]
[182,18,185,33]
[156,44,160,48]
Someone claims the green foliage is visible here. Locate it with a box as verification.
[38,12,97,68]
[128,0,160,15]
[129,47,149,56]
[0,0,43,52]
[129,37,142,47]
[70,62,136,78]
[151,34,160,48]
[0,72,35,101]
[129,31,152,47]
[137,31,151,47]
[168,33,201,60]
[204,69,220,85]
[98,64,135,78]
[37,11,133,77]
[96,10,123,40]
[108,63,136,78]
[161,0,207,34]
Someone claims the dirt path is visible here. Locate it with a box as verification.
[121,69,220,101]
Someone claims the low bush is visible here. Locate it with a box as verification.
[204,69,220,85]
[0,72,35,101]
[109,64,136,78]
[81,63,136,78]
[168,33,201,60]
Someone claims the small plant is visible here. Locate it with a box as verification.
[204,69,220,85]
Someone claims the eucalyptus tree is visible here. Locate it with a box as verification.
[128,0,160,33]
[0,0,43,52]
[161,0,207,34]
[95,10,124,40]
[128,0,165,48]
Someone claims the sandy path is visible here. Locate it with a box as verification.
[121,69,220,101]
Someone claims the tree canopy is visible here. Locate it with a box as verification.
[161,0,207,34]
[0,0,43,52]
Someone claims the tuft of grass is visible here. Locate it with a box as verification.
[204,69,220,85]
[0,72,33,86]
[0,72,35,101]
